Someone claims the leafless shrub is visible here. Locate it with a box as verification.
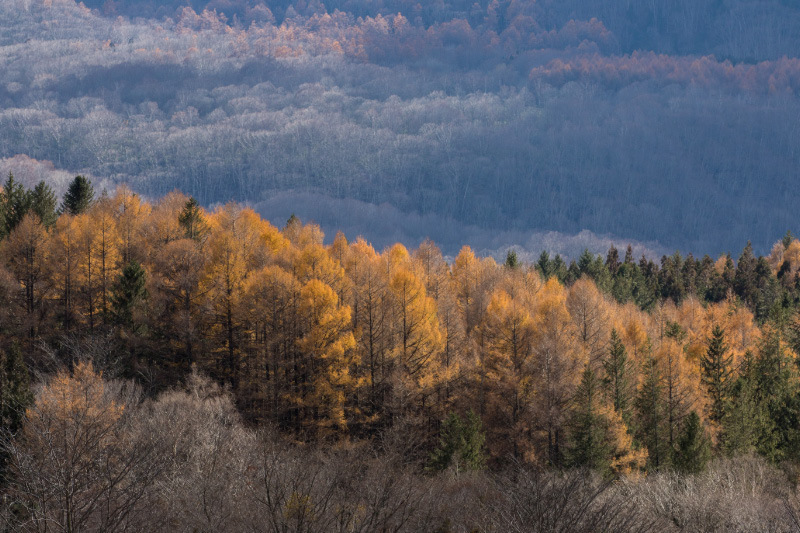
[483,467,671,533]
[6,362,162,532]
[621,455,796,533]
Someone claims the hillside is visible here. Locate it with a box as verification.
[1,180,800,529]
[0,0,799,254]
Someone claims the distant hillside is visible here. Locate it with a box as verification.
[0,0,798,255]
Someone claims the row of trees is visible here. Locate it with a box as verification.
[2,177,800,476]
[538,234,798,322]
[81,0,800,63]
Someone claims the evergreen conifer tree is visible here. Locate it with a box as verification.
[536,251,551,279]
[29,181,58,228]
[110,261,148,330]
[428,410,486,473]
[178,197,208,241]
[605,245,620,275]
[551,254,567,283]
[504,250,519,269]
[701,325,733,424]
[635,354,670,470]
[60,175,94,215]
[673,411,711,474]
[0,173,32,236]
[722,359,766,456]
[0,342,33,481]
[603,329,633,425]
[567,366,612,473]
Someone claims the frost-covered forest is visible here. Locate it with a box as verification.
[1,0,799,255]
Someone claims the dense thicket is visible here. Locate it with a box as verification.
[1,0,800,254]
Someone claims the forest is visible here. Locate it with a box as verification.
[2,176,800,530]
[2,0,800,255]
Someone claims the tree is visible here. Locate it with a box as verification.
[659,252,686,304]
[388,266,443,393]
[0,173,31,238]
[203,204,265,388]
[701,325,733,425]
[345,239,391,416]
[29,181,57,228]
[567,366,612,473]
[111,186,148,265]
[241,265,300,425]
[149,238,207,368]
[673,411,711,474]
[482,287,535,459]
[110,260,148,331]
[3,213,51,340]
[536,251,552,279]
[750,329,800,462]
[295,279,358,436]
[656,335,693,454]
[734,242,758,309]
[52,215,81,330]
[605,246,620,275]
[782,230,794,250]
[76,213,104,332]
[428,410,486,473]
[721,358,765,456]
[7,362,160,532]
[0,342,33,481]
[61,175,94,215]
[567,365,644,476]
[602,329,634,425]
[89,196,120,322]
[635,352,670,470]
[532,278,583,467]
[505,250,519,269]
[566,277,611,367]
[178,197,208,241]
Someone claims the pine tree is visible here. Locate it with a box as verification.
[178,197,208,241]
[624,245,634,265]
[701,325,733,424]
[567,366,612,473]
[577,249,594,275]
[0,173,32,237]
[504,250,519,269]
[611,262,635,304]
[635,354,670,470]
[536,251,551,279]
[551,254,567,283]
[60,175,94,215]
[721,361,765,456]
[29,181,58,228]
[110,260,148,330]
[673,411,711,474]
[735,242,758,308]
[0,342,33,481]
[605,245,620,275]
[659,252,686,303]
[749,331,800,462]
[428,410,486,473]
[603,329,633,425]
[0,342,33,436]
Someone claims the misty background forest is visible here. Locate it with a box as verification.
[1,0,799,257]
